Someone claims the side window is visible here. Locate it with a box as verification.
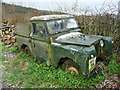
[32,22,46,37]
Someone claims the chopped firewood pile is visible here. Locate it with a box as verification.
[0,21,16,47]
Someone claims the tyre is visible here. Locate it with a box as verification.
[24,46,31,56]
[62,59,82,76]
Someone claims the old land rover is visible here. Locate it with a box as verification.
[16,14,113,77]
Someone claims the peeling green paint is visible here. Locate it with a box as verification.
[16,15,113,76]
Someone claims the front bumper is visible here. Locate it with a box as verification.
[89,56,111,77]
[90,63,105,77]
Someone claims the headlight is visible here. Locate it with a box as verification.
[90,55,94,58]
[112,40,114,43]
[100,40,104,47]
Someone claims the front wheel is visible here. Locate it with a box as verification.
[62,59,82,76]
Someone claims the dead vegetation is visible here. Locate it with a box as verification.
[2,3,65,24]
[56,1,119,55]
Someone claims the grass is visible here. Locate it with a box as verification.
[1,43,20,53]
[0,44,7,61]
[3,52,105,88]
[1,44,119,88]
[106,56,120,75]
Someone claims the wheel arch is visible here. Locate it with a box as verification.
[21,44,28,49]
[57,57,74,67]
[57,57,85,76]
[21,44,32,53]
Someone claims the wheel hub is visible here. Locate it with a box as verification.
[65,66,79,75]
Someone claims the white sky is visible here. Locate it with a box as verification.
[2,0,119,3]
[2,0,119,15]
[1,0,118,2]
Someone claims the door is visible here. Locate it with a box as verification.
[31,21,48,61]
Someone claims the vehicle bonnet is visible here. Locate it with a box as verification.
[55,32,102,46]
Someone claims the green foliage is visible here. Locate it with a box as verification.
[3,52,106,88]
[0,54,7,61]
[1,45,20,53]
[0,44,7,61]
[1,44,119,88]
[9,47,20,53]
[106,56,120,75]
[0,43,8,53]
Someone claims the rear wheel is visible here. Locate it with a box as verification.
[23,46,31,56]
[62,59,82,76]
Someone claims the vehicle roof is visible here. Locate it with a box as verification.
[30,14,73,21]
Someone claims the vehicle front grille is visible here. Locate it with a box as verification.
[94,41,101,56]
[94,41,104,62]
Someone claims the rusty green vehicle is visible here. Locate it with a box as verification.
[16,14,113,77]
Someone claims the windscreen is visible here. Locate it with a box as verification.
[47,18,78,34]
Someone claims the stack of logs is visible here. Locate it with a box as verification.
[0,22,16,46]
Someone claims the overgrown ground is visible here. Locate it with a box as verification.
[1,43,120,88]
[1,1,120,88]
